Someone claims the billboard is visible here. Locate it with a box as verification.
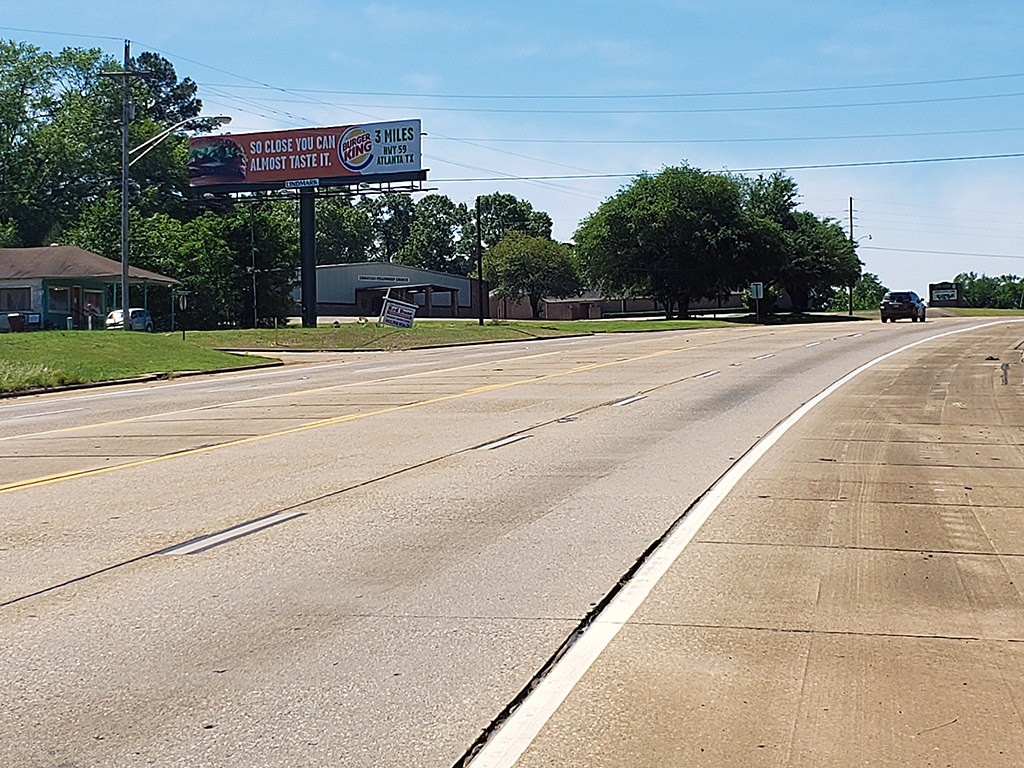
[188,119,422,190]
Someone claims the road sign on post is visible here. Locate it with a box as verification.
[173,289,190,338]
[751,282,763,323]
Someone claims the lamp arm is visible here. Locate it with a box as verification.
[128,118,192,166]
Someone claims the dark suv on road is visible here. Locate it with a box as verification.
[880,291,926,322]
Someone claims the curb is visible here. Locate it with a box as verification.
[0,361,283,399]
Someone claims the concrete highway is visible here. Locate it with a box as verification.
[1,316,1020,766]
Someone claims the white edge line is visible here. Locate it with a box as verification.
[475,435,530,451]
[610,395,646,407]
[11,407,84,419]
[162,511,305,555]
[468,319,1019,768]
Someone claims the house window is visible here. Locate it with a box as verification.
[48,286,70,312]
[0,287,31,312]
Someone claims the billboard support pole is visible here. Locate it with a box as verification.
[300,187,317,328]
[476,195,484,326]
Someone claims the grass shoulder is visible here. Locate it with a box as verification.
[0,331,274,394]
[185,317,752,352]
[3,312,866,394]
[944,307,1024,317]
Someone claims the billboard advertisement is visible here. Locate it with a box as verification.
[188,119,421,189]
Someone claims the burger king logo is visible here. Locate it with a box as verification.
[339,126,373,172]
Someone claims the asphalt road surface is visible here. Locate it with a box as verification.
[1,316,1019,767]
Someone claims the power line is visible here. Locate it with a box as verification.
[0,25,122,42]
[131,42,589,197]
[178,89,1024,116]
[429,126,1024,145]
[432,150,1024,182]
[192,71,1024,100]
[858,197,1024,218]
[6,23,1024,101]
[861,245,1024,260]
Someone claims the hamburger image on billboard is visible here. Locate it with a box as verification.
[188,136,246,184]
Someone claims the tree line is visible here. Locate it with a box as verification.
[1,40,572,327]
[953,272,1024,309]
[4,39,919,328]
[575,166,861,317]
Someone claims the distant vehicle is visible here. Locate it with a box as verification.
[880,291,926,323]
[105,308,154,332]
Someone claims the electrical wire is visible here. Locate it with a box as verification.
[173,89,1024,115]
[192,71,1024,100]
[430,150,1024,182]
[861,245,1024,261]
[428,126,1024,146]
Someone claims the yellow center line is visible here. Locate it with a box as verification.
[0,349,565,443]
[0,345,687,495]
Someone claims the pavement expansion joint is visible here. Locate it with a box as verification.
[694,539,1024,557]
[628,620,1024,644]
[739,494,1024,508]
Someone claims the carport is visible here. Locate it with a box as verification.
[355,283,461,318]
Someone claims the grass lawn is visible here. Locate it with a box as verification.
[2,312,873,394]
[185,317,752,351]
[0,331,275,393]
[946,307,1024,317]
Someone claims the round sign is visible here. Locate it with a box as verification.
[339,126,374,172]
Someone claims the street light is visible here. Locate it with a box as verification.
[130,115,231,166]
[117,114,231,328]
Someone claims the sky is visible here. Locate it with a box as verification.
[5,1,1024,300]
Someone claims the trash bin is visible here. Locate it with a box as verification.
[7,313,24,332]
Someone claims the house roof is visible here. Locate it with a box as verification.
[0,246,179,285]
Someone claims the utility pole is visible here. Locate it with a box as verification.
[99,41,150,329]
[476,196,484,326]
[848,196,855,316]
[119,41,130,328]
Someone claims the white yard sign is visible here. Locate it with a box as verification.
[380,296,417,328]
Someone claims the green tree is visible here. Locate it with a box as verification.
[70,194,298,329]
[954,272,1024,308]
[484,232,581,318]
[827,271,888,311]
[782,212,861,312]
[0,220,17,248]
[740,172,799,229]
[0,40,49,246]
[738,172,798,289]
[397,194,472,275]
[359,193,415,262]
[0,42,122,246]
[317,197,372,263]
[461,192,553,260]
[0,41,212,246]
[132,52,203,126]
[575,165,747,318]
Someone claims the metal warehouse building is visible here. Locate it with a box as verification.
[311,262,487,319]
